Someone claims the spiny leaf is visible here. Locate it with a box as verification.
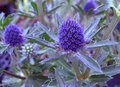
[84,18,100,41]
[76,53,102,73]
[47,5,62,14]
[86,40,119,48]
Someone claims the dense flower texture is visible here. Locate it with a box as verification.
[58,18,85,52]
[84,0,96,14]
[0,52,11,84]
[116,21,120,31]
[3,24,24,47]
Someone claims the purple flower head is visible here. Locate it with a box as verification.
[0,52,11,84]
[3,24,24,47]
[116,21,120,31]
[84,0,96,14]
[58,18,85,52]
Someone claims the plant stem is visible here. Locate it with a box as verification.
[3,70,26,80]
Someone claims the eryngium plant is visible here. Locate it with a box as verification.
[58,18,85,52]
[0,0,120,87]
[3,24,24,47]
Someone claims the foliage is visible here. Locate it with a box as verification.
[0,0,120,87]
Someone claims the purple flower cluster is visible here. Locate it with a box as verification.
[83,0,96,14]
[3,24,24,47]
[0,52,11,84]
[116,21,120,31]
[58,18,85,52]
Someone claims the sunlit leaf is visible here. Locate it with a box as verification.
[26,36,55,49]
[31,1,39,15]
[86,40,119,48]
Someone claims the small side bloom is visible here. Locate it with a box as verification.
[3,24,24,47]
[83,0,96,14]
[116,21,120,31]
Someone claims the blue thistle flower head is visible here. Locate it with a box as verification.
[116,21,120,31]
[58,18,85,52]
[3,24,24,47]
[0,52,11,84]
[84,0,96,14]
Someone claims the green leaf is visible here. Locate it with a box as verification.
[76,53,102,73]
[102,64,120,76]
[86,40,119,48]
[40,53,68,64]
[89,74,111,82]
[31,1,39,15]
[76,5,84,14]
[2,15,12,28]
[17,10,35,18]
[98,17,106,26]
[113,6,120,18]
[37,22,58,42]
[47,5,62,14]
[26,36,55,49]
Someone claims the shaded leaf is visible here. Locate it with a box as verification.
[37,22,58,42]
[103,17,119,39]
[102,64,120,76]
[40,53,67,64]
[84,18,100,41]
[55,69,67,87]
[96,49,109,64]
[76,53,102,73]
[89,74,111,82]
[68,79,78,87]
